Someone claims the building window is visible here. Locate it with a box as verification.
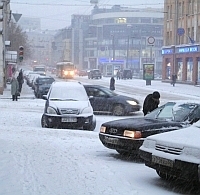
[187,58,193,81]
[178,2,182,17]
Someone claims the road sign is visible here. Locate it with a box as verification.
[177,28,185,36]
[147,36,155,45]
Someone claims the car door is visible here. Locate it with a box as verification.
[86,87,109,112]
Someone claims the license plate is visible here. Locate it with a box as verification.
[104,136,118,144]
[152,155,173,168]
[61,117,77,123]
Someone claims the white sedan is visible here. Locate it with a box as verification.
[140,120,200,184]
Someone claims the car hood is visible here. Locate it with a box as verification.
[49,100,90,110]
[102,117,185,137]
[146,123,200,149]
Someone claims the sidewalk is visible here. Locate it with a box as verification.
[0,83,35,99]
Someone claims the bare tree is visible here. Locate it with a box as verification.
[7,21,31,60]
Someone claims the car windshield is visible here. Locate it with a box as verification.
[38,78,55,84]
[145,102,197,122]
[49,86,88,101]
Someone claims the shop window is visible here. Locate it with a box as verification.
[187,59,193,81]
[198,61,200,82]
[177,62,183,81]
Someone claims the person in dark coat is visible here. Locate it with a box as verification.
[171,74,177,87]
[143,91,160,116]
[17,69,24,93]
[11,75,19,101]
[110,77,115,91]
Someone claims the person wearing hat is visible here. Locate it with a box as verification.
[143,91,160,116]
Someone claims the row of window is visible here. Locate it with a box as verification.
[167,0,198,20]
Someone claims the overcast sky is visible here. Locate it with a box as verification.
[10,0,164,30]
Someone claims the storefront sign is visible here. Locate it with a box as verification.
[178,46,198,53]
[162,49,173,55]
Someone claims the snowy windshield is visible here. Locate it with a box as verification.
[145,102,197,121]
[38,78,55,85]
[49,85,88,101]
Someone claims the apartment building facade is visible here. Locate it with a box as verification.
[162,0,200,84]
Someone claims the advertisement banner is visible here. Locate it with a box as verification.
[143,63,154,80]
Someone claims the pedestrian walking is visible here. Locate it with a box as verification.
[11,75,19,101]
[17,69,24,93]
[143,91,160,116]
[116,70,120,80]
[110,76,115,91]
[171,74,177,87]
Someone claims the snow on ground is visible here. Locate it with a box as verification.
[0,78,199,195]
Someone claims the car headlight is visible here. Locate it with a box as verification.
[142,139,156,149]
[100,126,106,133]
[70,71,74,75]
[82,106,93,114]
[183,147,200,159]
[123,130,141,138]
[47,106,57,114]
[126,100,138,105]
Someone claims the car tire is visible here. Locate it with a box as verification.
[113,104,125,116]
[156,170,174,181]
[116,149,131,156]
[41,114,50,128]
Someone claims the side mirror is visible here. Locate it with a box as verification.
[42,95,48,100]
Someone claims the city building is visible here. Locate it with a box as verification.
[82,5,164,76]
[0,0,11,94]
[27,30,54,66]
[162,0,200,85]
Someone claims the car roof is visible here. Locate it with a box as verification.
[37,75,54,79]
[52,81,83,88]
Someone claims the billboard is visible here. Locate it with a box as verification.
[143,63,154,80]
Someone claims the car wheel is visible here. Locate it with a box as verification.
[83,118,96,131]
[41,114,50,128]
[116,149,131,156]
[156,170,174,180]
[113,104,125,116]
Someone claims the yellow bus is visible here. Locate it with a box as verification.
[56,61,75,79]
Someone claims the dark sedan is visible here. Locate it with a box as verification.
[84,85,141,116]
[34,76,55,98]
[99,101,200,156]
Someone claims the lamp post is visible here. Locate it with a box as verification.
[126,35,130,68]
[111,34,115,61]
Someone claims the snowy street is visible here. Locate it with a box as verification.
[0,77,200,195]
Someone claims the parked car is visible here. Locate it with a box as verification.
[26,72,40,87]
[41,81,96,130]
[88,69,102,79]
[84,85,141,116]
[99,101,200,156]
[140,120,200,184]
[33,75,55,98]
[121,69,132,79]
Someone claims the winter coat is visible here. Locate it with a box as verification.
[17,70,24,84]
[143,94,160,116]
[11,77,19,95]
[110,77,115,91]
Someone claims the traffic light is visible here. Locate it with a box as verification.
[19,46,24,62]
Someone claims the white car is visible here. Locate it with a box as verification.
[41,81,96,131]
[140,120,200,184]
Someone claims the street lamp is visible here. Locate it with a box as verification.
[111,34,115,61]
